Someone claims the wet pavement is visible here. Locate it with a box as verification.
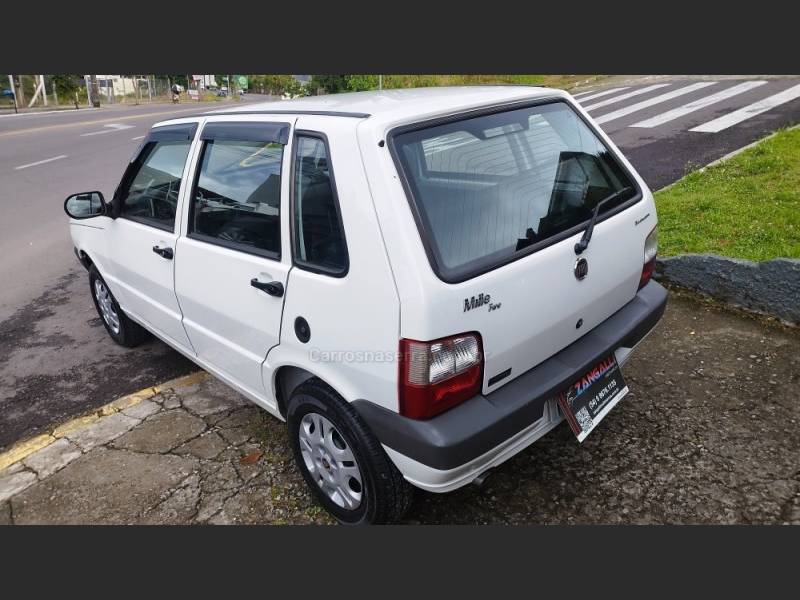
[0,268,194,452]
[2,291,798,524]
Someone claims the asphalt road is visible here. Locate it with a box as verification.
[1,78,799,450]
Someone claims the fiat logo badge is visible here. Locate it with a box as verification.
[574,257,589,280]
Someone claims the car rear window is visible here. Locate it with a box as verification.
[391,100,639,282]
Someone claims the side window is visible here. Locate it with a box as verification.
[118,140,192,231]
[292,135,348,275]
[189,139,283,258]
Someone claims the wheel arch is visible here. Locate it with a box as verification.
[273,365,317,418]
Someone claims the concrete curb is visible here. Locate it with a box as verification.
[0,371,208,473]
[655,254,800,326]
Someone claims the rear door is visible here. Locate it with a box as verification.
[174,119,292,398]
[388,100,651,393]
[104,122,197,351]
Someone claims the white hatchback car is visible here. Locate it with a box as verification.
[64,87,666,524]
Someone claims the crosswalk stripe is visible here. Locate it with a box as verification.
[574,87,630,102]
[630,81,768,128]
[689,83,800,133]
[582,84,671,111]
[593,82,717,125]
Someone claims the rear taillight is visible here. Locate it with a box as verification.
[639,226,658,290]
[399,333,483,420]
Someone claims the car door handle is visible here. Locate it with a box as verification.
[251,278,284,297]
[152,246,173,260]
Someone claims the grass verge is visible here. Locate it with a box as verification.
[380,74,607,91]
[654,127,800,261]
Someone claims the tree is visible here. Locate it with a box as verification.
[50,74,82,97]
[345,75,379,91]
[308,75,350,94]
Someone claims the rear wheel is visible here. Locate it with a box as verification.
[89,266,150,348]
[287,378,414,524]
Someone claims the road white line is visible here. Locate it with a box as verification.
[690,83,800,133]
[630,81,768,128]
[80,123,136,137]
[0,108,99,119]
[575,87,630,103]
[14,155,67,170]
[593,82,717,125]
[582,84,671,112]
[131,135,146,140]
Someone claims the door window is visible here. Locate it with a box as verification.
[118,140,192,231]
[292,135,348,275]
[189,139,284,258]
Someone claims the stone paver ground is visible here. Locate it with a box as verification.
[1,291,798,524]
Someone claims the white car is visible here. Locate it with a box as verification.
[64,87,666,524]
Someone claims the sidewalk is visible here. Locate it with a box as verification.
[1,292,798,525]
[0,373,333,525]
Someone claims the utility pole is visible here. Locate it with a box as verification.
[52,77,58,105]
[8,75,18,113]
[147,76,152,102]
[379,75,383,90]
[89,75,100,107]
[17,75,26,106]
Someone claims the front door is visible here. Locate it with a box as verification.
[175,120,292,399]
[104,123,197,351]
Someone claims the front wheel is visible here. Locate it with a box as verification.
[89,266,150,348]
[287,378,414,525]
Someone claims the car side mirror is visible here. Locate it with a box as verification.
[64,191,107,219]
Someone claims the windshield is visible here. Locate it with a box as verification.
[392,100,638,281]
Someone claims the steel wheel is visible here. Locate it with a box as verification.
[298,412,363,510]
[94,279,120,334]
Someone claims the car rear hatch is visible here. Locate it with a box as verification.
[389,98,652,395]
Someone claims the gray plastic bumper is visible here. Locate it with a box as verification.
[353,281,668,470]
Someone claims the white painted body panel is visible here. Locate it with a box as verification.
[266,115,400,410]
[358,89,656,397]
[173,114,294,403]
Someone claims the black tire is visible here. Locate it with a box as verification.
[88,265,150,348]
[287,378,414,525]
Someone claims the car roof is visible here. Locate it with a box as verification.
[211,86,566,123]
[155,86,570,133]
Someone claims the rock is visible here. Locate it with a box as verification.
[655,255,800,325]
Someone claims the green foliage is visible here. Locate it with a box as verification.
[308,75,350,94]
[346,75,379,91]
[304,74,602,94]
[50,74,82,96]
[654,127,800,260]
[248,75,303,95]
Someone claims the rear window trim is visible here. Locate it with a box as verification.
[289,129,350,278]
[386,96,643,284]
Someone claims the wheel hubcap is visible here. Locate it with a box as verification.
[94,280,120,334]
[298,413,363,510]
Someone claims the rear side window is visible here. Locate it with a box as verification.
[392,101,638,282]
[118,139,192,231]
[292,134,348,275]
[189,139,283,258]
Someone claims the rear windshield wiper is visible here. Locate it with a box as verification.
[574,186,633,255]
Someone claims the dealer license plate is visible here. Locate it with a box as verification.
[557,355,629,443]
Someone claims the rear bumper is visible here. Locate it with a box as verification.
[353,280,668,490]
